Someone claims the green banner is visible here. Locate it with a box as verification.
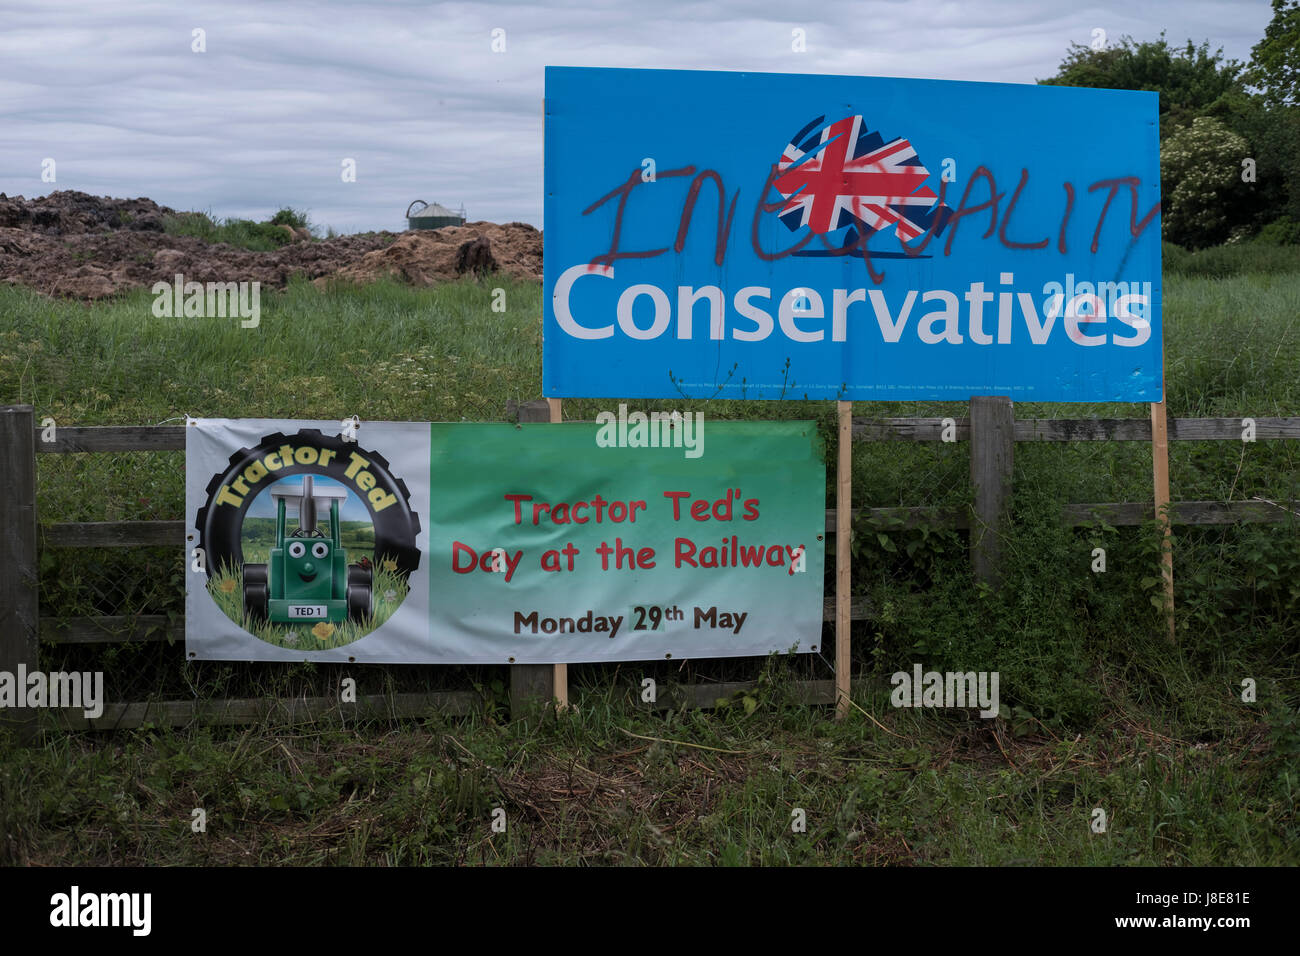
[429,421,825,663]
[186,418,824,664]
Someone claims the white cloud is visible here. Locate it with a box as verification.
[0,0,1273,232]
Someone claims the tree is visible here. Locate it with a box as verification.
[1039,34,1247,140]
[1247,0,1300,108]
[1202,89,1299,224]
[1041,31,1296,239]
[1245,0,1300,223]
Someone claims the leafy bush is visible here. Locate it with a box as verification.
[269,207,312,231]
[162,208,316,251]
[1161,116,1254,248]
[1162,240,1300,276]
[1179,524,1300,643]
[1162,240,1190,270]
[1254,215,1300,244]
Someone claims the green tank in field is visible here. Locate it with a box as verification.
[406,199,466,230]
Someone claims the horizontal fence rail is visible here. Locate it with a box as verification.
[33,418,1300,452]
[35,424,187,453]
[60,690,484,732]
[852,416,1300,441]
[60,680,899,730]
[43,520,182,548]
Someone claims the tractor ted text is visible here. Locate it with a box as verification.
[213,446,397,511]
[452,489,807,582]
[503,489,760,526]
[553,265,1153,348]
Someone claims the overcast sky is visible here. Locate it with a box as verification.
[0,0,1274,234]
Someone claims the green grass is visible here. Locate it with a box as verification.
[1,677,1294,865]
[0,274,543,430]
[0,263,1298,866]
[1163,239,1300,278]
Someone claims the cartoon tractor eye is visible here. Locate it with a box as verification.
[242,475,373,626]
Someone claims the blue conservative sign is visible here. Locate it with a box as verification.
[543,67,1162,402]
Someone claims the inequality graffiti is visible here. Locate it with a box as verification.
[580,160,1160,282]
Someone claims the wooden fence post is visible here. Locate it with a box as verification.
[0,406,40,744]
[510,399,558,715]
[969,397,1014,588]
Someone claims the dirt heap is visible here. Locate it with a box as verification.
[329,222,543,287]
[0,190,543,300]
[0,191,175,234]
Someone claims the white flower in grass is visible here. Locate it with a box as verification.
[384,589,397,601]
[284,631,300,646]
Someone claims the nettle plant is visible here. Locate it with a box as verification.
[850,509,964,591]
[1177,524,1300,636]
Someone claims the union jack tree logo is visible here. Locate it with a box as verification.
[773,114,951,249]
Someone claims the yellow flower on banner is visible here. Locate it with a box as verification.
[382,559,397,572]
[312,622,335,641]
[219,578,236,593]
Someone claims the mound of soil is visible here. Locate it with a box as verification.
[328,222,543,288]
[0,190,543,300]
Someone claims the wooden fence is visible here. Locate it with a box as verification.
[2,401,1297,741]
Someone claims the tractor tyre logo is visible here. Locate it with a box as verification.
[194,429,420,644]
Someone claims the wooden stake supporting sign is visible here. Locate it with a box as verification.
[1150,394,1176,643]
[835,401,852,720]
[548,396,570,710]
[538,97,569,712]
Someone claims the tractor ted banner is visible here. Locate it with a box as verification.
[186,418,824,664]
[543,67,1163,402]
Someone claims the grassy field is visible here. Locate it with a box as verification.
[0,244,1297,865]
[1,679,1294,866]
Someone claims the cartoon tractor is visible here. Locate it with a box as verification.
[242,475,373,626]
